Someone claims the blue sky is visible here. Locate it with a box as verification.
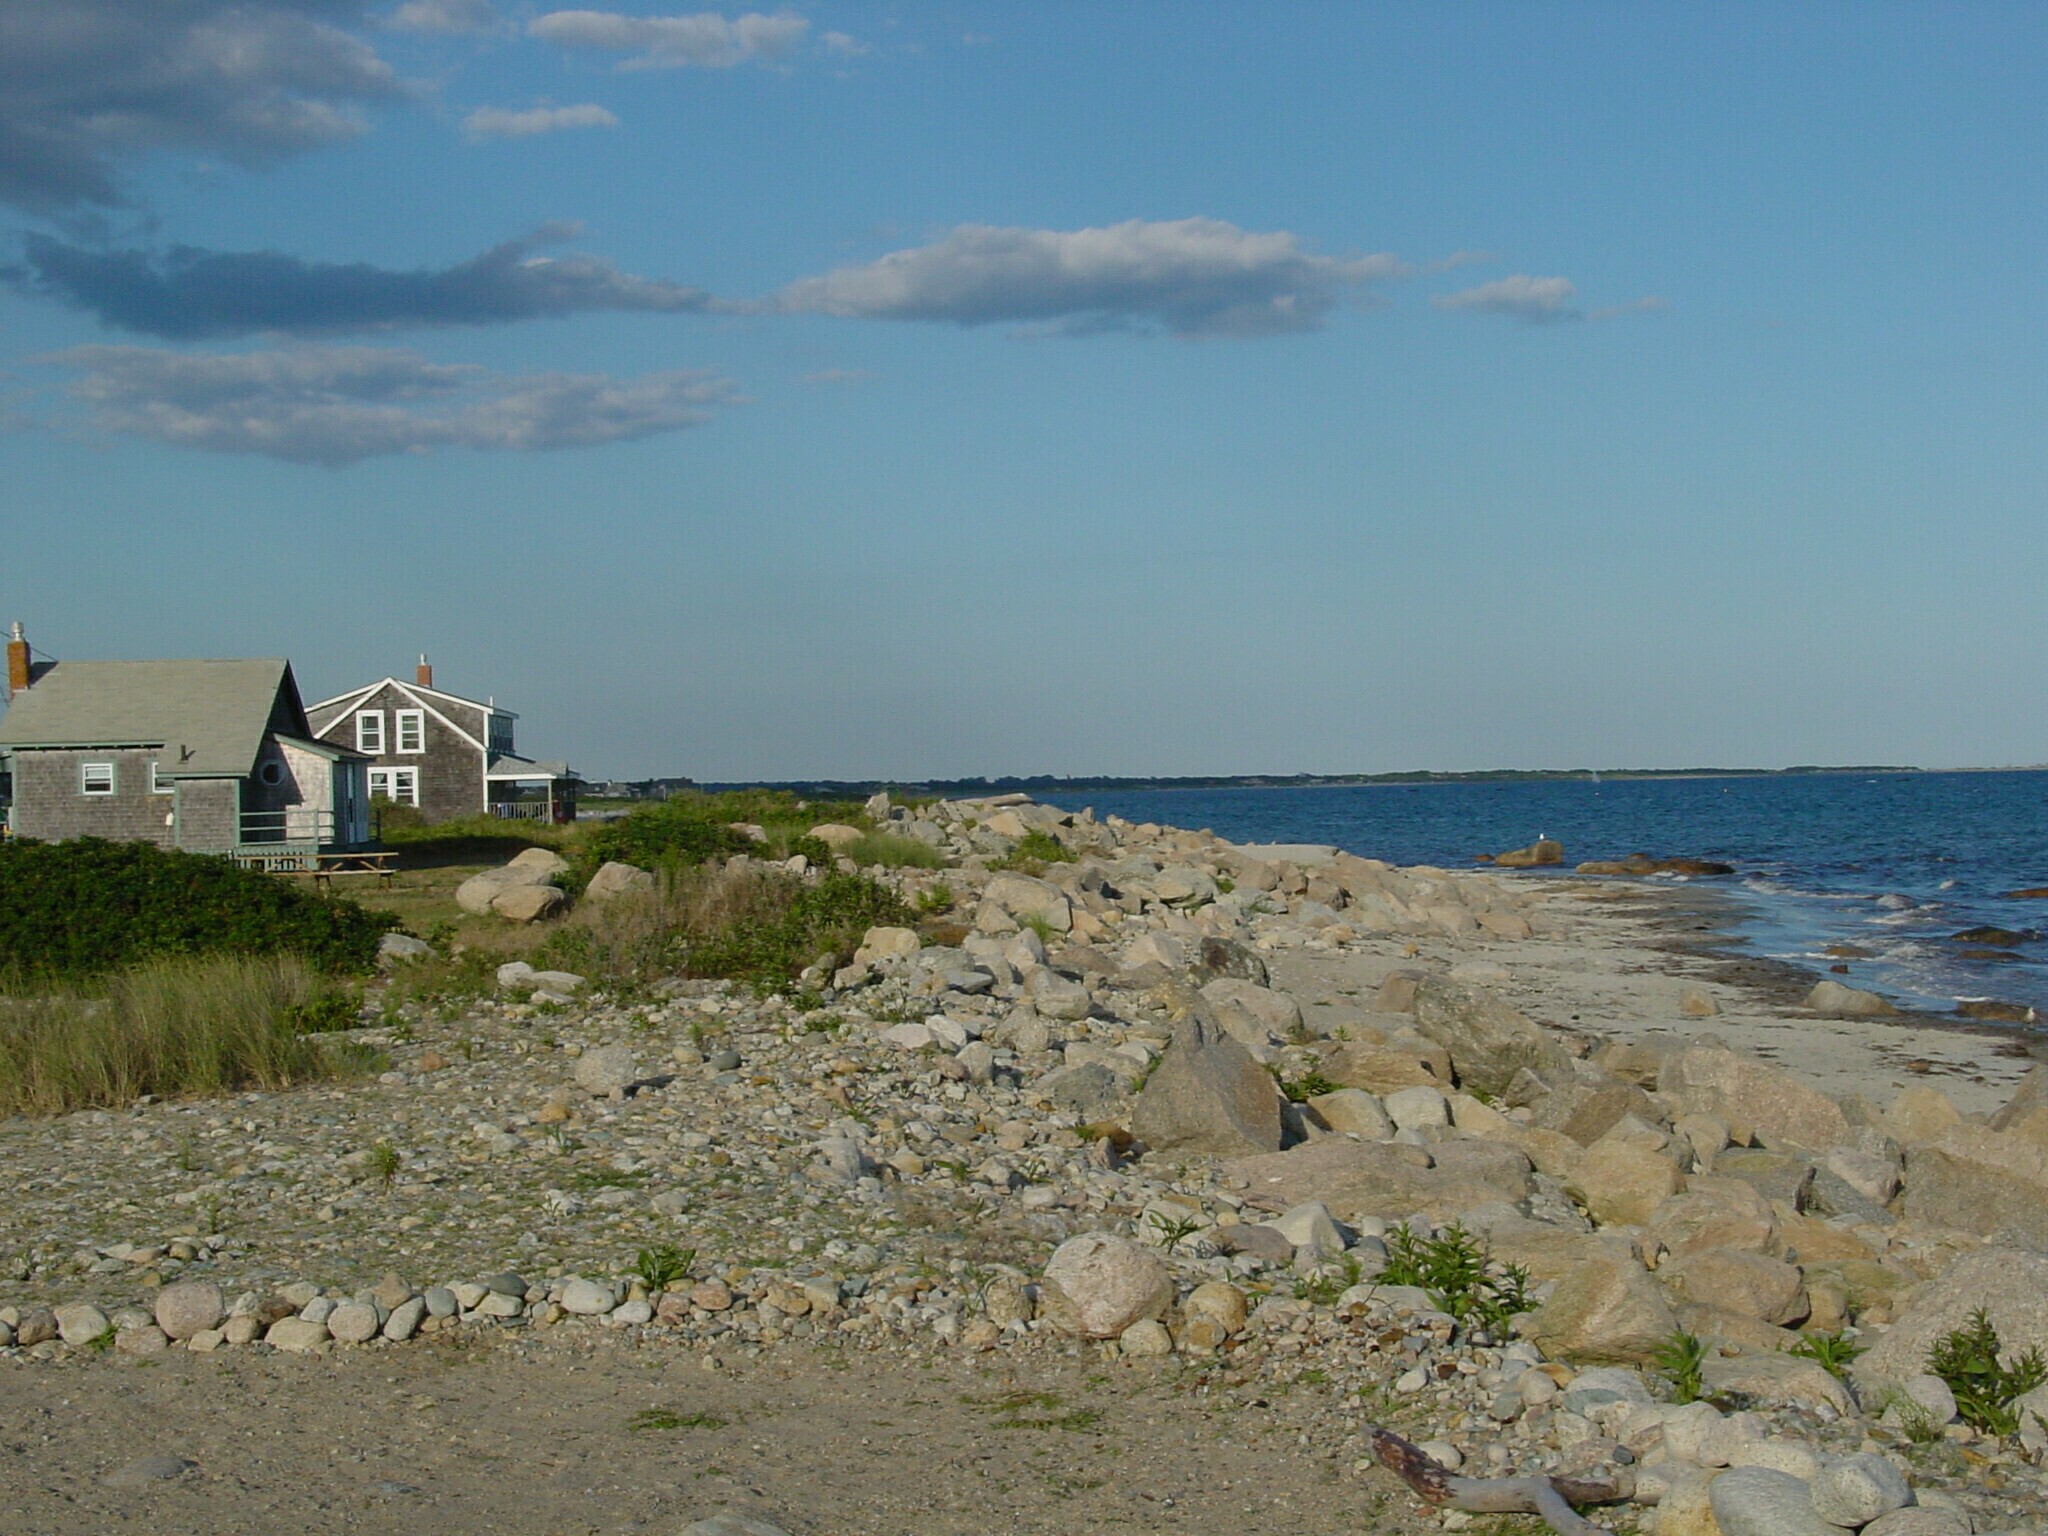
[3,2,2045,779]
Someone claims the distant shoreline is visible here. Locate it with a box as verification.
[676,764,1934,799]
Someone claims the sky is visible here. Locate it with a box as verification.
[2,2,2045,780]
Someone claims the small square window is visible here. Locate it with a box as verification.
[356,710,385,754]
[395,710,425,754]
[82,762,115,795]
[150,760,174,794]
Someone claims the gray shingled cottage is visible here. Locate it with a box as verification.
[306,659,577,825]
[0,624,372,867]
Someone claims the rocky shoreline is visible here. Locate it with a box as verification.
[5,796,2048,1535]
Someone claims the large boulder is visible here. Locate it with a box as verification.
[1529,1075,1660,1146]
[582,860,655,902]
[492,883,567,923]
[1493,839,1564,868]
[1410,978,1573,1097]
[1658,1044,1850,1152]
[1523,1249,1679,1365]
[1659,1247,1808,1326]
[1901,1124,2048,1245]
[1131,1016,1283,1158]
[1856,1247,2048,1393]
[1568,1136,1685,1227]
[1225,1137,1533,1225]
[1708,1466,1850,1536]
[1806,978,1896,1016]
[1039,1234,1172,1339]
[456,846,569,916]
[1317,1033,1453,1093]
[1643,1176,1779,1258]
[1198,978,1303,1046]
[979,873,1073,933]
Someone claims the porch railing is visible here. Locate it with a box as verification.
[239,808,337,847]
[489,801,552,821]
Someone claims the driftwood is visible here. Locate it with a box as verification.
[1371,1427,1631,1536]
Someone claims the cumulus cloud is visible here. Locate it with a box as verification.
[768,218,1404,338]
[384,0,498,32]
[819,31,869,57]
[527,8,808,69]
[42,343,736,464]
[12,225,707,338]
[1433,274,1580,322]
[0,1,401,214]
[462,102,619,139]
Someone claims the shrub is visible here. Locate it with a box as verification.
[576,800,757,882]
[0,954,361,1116]
[1654,1330,1708,1405]
[688,870,912,986]
[0,838,398,980]
[1928,1307,2048,1437]
[1379,1223,1532,1334]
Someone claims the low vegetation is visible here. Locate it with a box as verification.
[0,837,398,981]
[1378,1223,1533,1334]
[992,829,1074,873]
[537,863,911,992]
[1927,1308,2047,1437]
[0,954,368,1117]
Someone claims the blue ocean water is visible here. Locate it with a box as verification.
[1049,771,2048,1020]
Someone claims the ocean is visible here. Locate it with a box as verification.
[1046,770,2048,1022]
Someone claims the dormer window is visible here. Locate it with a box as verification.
[356,710,385,754]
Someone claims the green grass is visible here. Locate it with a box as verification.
[0,954,366,1116]
[992,829,1074,872]
[627,1408,730,1432]
[1654,1329,1708,1405]
[1789,1329,1864,1380]
[843,831,945,869]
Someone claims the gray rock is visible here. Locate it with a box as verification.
[153,1280,225,1341]
[1037,1063,1127,1122]
[423,1286,458,1318]
[560,1277,617,1315]
[1024,968,1092,1021]
[378,932,434,965]
[383,1297,426,1342]
[1861,1511,1972,1536]
[54,1302,110,1345]
[326,1302,381,1344]
[1809,1454,1912,1528]
[1707,1466,1852,1536]
[1807,979,1895,1016]
[264,1317,329,1352]
[1193,936,1269,986]
[1131,1016,1283,1158]
[574,1044,637,1096]
[1857,1247,2048,1393]
[1039,1232,1173,1339]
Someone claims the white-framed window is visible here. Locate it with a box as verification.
[81,762,115,795]
[150,760,174,795]
[394,709,425,754]
[356,710,385,754]
[367,767,418,807]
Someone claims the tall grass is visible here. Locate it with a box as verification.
[0,955,357,1117]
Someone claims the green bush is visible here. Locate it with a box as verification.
[0,838,398,980]
[844,831,945,869]
[688,870,912,986]
[0,954,362,1116]
[993,829,1073,871]
[576,800,756,880]
[1379,1223,1533,1334]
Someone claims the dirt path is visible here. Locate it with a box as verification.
[0,1332,1452,1536]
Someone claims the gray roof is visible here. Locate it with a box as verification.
[0,658,304,776]
[486,753,576,781]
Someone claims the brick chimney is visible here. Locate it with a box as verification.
[6,622,29,700]
[416,653,433,689]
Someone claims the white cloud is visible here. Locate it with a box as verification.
[527,9,809,69]
[1433,274,1579,322]
[801,367,875,385]
[43,344,736,464]
[819,31,869,57]
[385,0,498,33]
[769,218,1405,338]
[463,103,620,139]
[0,1,400,213]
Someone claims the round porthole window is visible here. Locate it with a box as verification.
[259,761,285,786]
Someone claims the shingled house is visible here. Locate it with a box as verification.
[0,623,372,863]
[306,659,578,825]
